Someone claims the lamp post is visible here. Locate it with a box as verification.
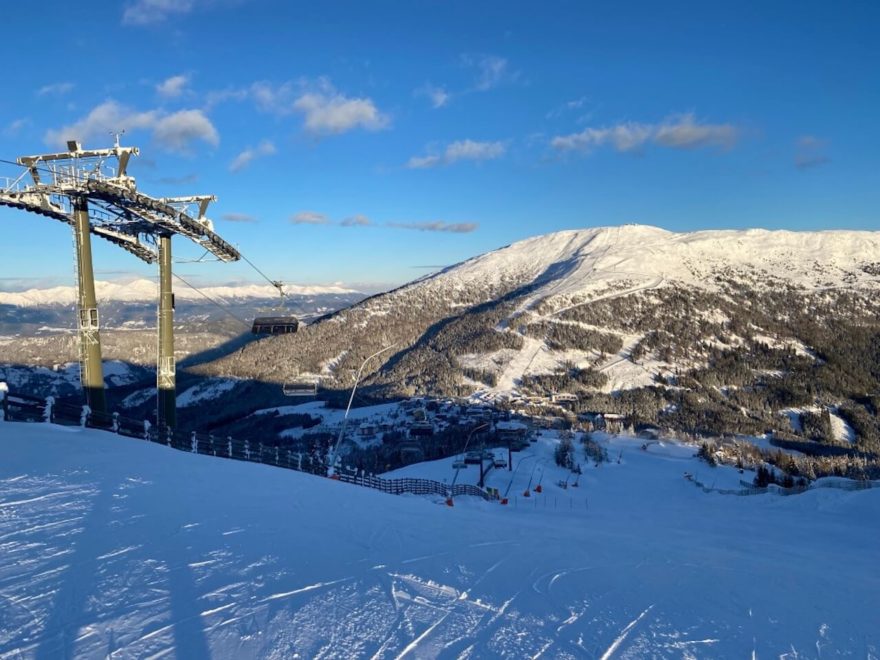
[327,343,396,478]
[446,422,489,506]
[504,451,536,500]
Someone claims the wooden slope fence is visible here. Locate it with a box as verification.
[0,390,490,502]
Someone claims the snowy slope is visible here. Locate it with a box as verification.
[399,224,880,303]
[202,223,880,401]
[1,421,878,658]
[0,279,360,307]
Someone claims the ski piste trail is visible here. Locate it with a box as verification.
[1,420,878,658]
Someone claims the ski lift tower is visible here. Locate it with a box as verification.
[0,137,240,429]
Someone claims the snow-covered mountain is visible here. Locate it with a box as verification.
[197,224,880,447]
[436,224,880,293]
[0,279,360,307]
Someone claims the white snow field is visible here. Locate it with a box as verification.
[1,422,878,659]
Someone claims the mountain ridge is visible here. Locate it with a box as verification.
[199,223,879,381]
[0,279,361,307]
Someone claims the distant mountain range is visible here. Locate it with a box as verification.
[193,224,880,448]
[0,279,360,307]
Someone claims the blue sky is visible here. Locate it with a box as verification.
[0,0,878,292]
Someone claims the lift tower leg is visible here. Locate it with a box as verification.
[72,196,106,413]
[157,234,176,430]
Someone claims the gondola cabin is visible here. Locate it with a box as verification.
[251,316,299,335]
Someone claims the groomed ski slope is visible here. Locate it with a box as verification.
[1,422,878,658]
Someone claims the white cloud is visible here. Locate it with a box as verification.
[284,212,474,232]
[37,82,75,96]
[290,211,329,225]
[292,81,389,135]
[230,79,388,135]
[417,84,450,109]
[229,140,276,172]
[462,54,517,91]
[546,96,589,119]
[44,101,158,147]
[222,212,257,223]
[204,86,250,109]
[249,81,296,114]
[653,113,738,149]
[3,118,29,136]
[340,214,372,227]
[550,122,653,153]
[44,101,218,154]
[156,74,190,98]
[157,173,198,185]
[123,0,196,25]
[794,135,830,170]
[152,109,219,152]
[407,139,506,169]
[387,221,478,233]
[551,113,739,154]
[406,155,443,169]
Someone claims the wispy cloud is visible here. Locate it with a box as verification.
[290,211,330,225]
[416,84,450,109]
[157,173,198,185]
[3,118,29,136]
[340,214,372,227]
[546,96,589,120]
[222,212,258,223]
[44,101,219,154]
[653,114,738,149]
[288,212,475,233]
[461,54,518,91]
[156,74,190,98]
[220,78,389,136]
[407,139,506,169]
[37,82,75,96]
[794,135,830,170]
[387,221,478,233]
[229,140,276,172]
[123,0,196,25]
[551,113,739,154]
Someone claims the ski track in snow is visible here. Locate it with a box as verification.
[491,237,667,394]
[1,423,879,658]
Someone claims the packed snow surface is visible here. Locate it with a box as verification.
[1,422,878,658]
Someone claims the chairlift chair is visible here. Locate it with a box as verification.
[252,281,299,335]
[282,379,319,397]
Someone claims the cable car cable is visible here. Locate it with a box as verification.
[171,272,251,330]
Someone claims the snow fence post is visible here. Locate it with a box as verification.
[0,382,8,422]
[112,412,119,433]
[191,431,198,454]
[227,437,233,458]
[44,396,55,423]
